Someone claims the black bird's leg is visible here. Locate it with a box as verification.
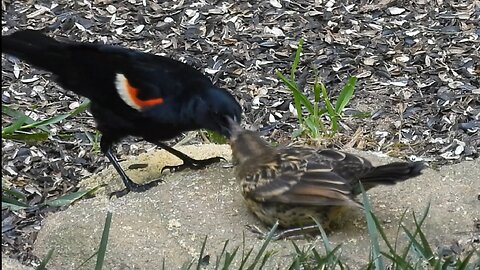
[153,141,225,173]
[100,137,162,198]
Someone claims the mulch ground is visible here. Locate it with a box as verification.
[2,0,479,266]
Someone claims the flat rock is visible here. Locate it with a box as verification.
[32,144,479,269]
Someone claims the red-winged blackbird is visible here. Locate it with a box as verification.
[2,30,242,197]
[228,120,425,233]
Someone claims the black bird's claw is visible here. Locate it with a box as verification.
[108,178,163,199]
[161,156,226,173]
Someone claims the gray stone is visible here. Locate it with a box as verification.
[31,145,479,269]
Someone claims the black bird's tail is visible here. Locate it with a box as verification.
[357,161,425,192]
[2,30,69,75]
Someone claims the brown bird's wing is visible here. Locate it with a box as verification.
[310,149,375,181]
[245,147,363,208]
[312,149,424,193]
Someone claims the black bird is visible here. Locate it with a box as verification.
[228,120,425,236]
[2,30,242,197]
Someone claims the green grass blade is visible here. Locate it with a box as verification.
[95,211,113,270]
[456,250,475,270]
[276,70,298,92]
[1,105,48,132]
[221,246,239,270]
[297,94,315,115]
[310,78,325,136]
[74,251,99,270]
[181,260,194,270]
[2,114,28,135]
[246,221,278,270]
[335,77,357,114]
[35,248,54,270]
[2,195,30,210]
[400,203,431,262]
[311,248,324,267]
[320,82,335,117]
[304,117,319,138]
[313,213,345,268]
[2,131,49,141]
[18,100,90,130]
[380,251,414,270]
[370,213,394,251]
[319,81,338,133]
[290,38,304,80]
[313,77,321,103]
[360,183,385,270]
[401,226,432,264]
[196,236,208,270]
[2,187,29,210]
[276,70,315,114]
[474,251,480,270]
[291,241,302,254]
[288,257,300,270]
[276,71,304,122]
[323,245,344,268]
[239,231,252,270]
[70,99,91,116]
[313,217,333,253]
[214,240,229,270]
[2,187,27,201]
[412,212,436,266]
[20,114,70,130]
[258,250,275,269]
[393,208,409,258]
[371,213,412,269]
[45,184,104,207]
[239,248,254,270]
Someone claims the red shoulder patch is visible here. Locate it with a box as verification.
[115,73,164,111]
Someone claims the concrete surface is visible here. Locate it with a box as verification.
[23,144,480,269]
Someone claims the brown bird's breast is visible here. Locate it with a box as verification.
[243,198,348,229]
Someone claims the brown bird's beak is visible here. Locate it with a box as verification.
[227,116,242,139]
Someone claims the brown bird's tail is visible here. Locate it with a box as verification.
[355,161,425,193]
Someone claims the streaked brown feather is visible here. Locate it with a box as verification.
[229,126,425,228]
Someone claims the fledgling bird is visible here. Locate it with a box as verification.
[228,120,425,234]
[2,30,242,197]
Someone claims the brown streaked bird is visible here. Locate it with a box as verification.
[228,120,425,233]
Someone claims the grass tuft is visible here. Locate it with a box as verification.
[2,100,91,142]
[276,39,358,139]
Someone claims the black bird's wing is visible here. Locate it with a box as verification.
[3,30,242,197]
[2,30,213,116]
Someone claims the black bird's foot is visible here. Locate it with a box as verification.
[161,156,226,173]
[108,178,164,199]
